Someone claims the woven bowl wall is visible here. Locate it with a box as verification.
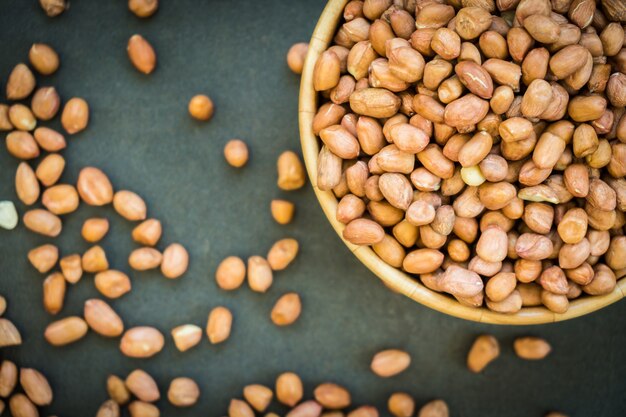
[298,0,626,324]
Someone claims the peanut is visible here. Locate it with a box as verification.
[276,372,303,407]
[224,139,248,167]
[171,324,202,352]
[27,244,58,274]
[188,94,214,121]
[243,384,273,412]
[370,349,411,378]
[127,35,156,74]
[28,44,59,75]
[167,377,199,407]
[44,316,88,346]
[513,336,551,360]
[271,292,302,326]
[120,327,164,358]
[161,243,189,278]
[126,369,160,402]
[84,299,124,337]
[206,306,232,344]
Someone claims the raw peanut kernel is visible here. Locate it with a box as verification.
[0,360,18,396]
[129,0,158,18]
[128,401,159,417]
[168,377,200,407]
[6,63,35,100]
[277,151,306,191]
[388,392,415,417]
[95,270,131,299]
[161,243,189,279]
[224,139,249,167]
[314,382,351,409]
[9,394,38,417]
[271,199,295,224]
[36,153,65,186]
[6,131,40,160]
[132,219,162,246]
[39,0,66,16]
[188,94,214,121]
[20,368,53,406]
[206,306,232,344]
[276,372,303,407]
[27,244,58,273]
[215,256,246,290]
[126,369,160,402]
[82,218,110,242]
[243,384,273,412]
[43,272,66,314]
[287,42,309,74]
[61,97,89,134]
[129,247,163,271]
[120,327,164,358]
[82,246,109,273]
[371,349,411,377]
[44,316,88,346]
[113,190,147,221]
[34,127,65,151]
[84,299,124,337]
[513,336,551,360]
[23,209,62,237]
[171,324,202,352]
[28,43,59,75]
[418,400,449,417]
[0,319,22,347]
[247,256,273,293]
[127,34,156,74]
[267,238,299,271]
[271,293,302,326]
[77,167,113,206]
[30,87,61,120]
[467,334,500,373]
[15,163,39,206]
[107,375,131,405]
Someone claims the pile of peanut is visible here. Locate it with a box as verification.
[312,0,626,314]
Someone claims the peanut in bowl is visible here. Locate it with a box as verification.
[298,0,626,325]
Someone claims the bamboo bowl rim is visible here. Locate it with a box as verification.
[298,0,626,325]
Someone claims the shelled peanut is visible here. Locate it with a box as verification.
[311,0,626,314]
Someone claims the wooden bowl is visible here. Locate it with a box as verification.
[298,0,626,324]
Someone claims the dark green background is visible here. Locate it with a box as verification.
[0,1,624,416]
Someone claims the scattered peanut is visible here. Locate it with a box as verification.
[171,324,202,352]
[215,256,246,290]
[161,243,188,278]
[125,369,160,402]
[120,327,164,358]
[167,377,199,407]
[276,372,303,407]
[28,43,59,75]
[84,299,124,337]
[128,35,157,74]
[107,375,131,405]
[206,306,232,344]
[243,384,273,412]
[128,0,158,18]
[267,238,299,270]
[270,292,302,326]
[513,336,552,360]
[277,151,306,191]
[224,139,249,167]
[370,349,411,378]
[61,97,89,134]
[271,199,295,224]
[188,94,214,121]
[287,42,309,74]
[466,335,500,373]
[44,316,88,346]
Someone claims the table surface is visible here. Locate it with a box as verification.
[0,1,625,416]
